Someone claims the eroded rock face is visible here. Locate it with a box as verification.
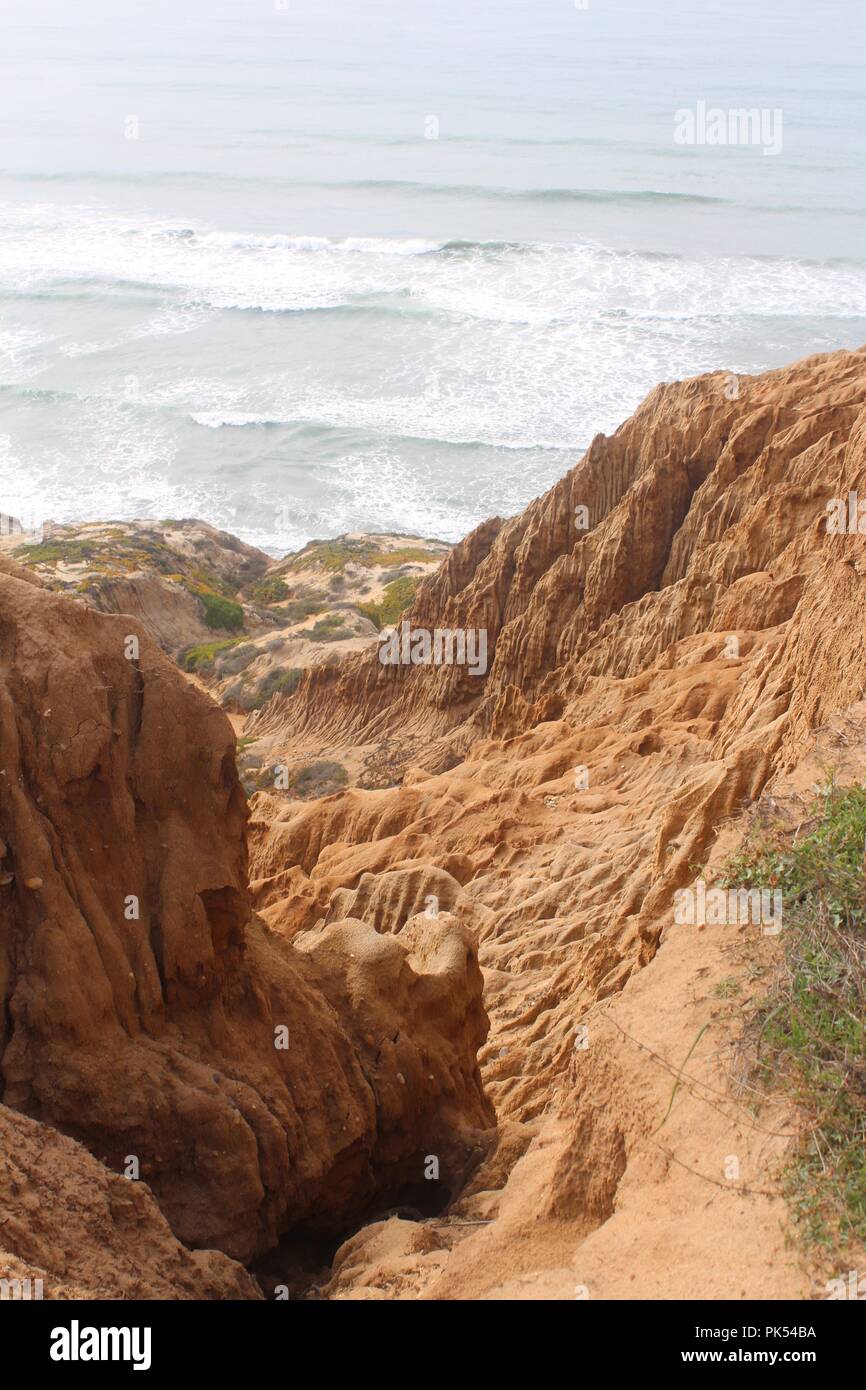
[4,344,866,1299]
[244,346,866,1297]
[0,1105,259,1300]
[256,348,866,760]
[0,565,492,1267]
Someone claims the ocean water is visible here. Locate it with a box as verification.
[1,0,864,553]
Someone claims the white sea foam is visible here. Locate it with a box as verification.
[190,411,275,428]
[3,200,866,553]
[3,204,866,324]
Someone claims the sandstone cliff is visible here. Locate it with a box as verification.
[246,346,866,1296]
[2,345,865,1299]
[0,551,491,1287]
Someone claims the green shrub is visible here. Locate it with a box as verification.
[196,591,244,632]
[216,643,258,676]
[248,575,290,605]
[187,566,238,599]
[722,781,866,1249]
[307,613,354,642]
[181,639,240,672]
[15,540,96,566]
[285,539,375,573]
[292,760,349,799]
[283,595,328,623]
[357,575,418,630]
[368,546,439,567]
[245,667,303,709]
[286,538,441,575]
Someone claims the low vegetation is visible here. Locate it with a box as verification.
[281,594,329,623]
[196,590,244,632]
[307,613,355,642]
[15,539,97,566]
[284,537,441,574]
[181,639,241,672]
[292,760,349,799]
[237,755,347,800]
[246,575,290,606]
[246,667,303,709]
[723,781,866,1250]
[214,643,259,677]
[357,575,418,629]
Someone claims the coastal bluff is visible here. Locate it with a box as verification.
[2,344,866,1298]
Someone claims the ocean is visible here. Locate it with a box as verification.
[1,0,864,553]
